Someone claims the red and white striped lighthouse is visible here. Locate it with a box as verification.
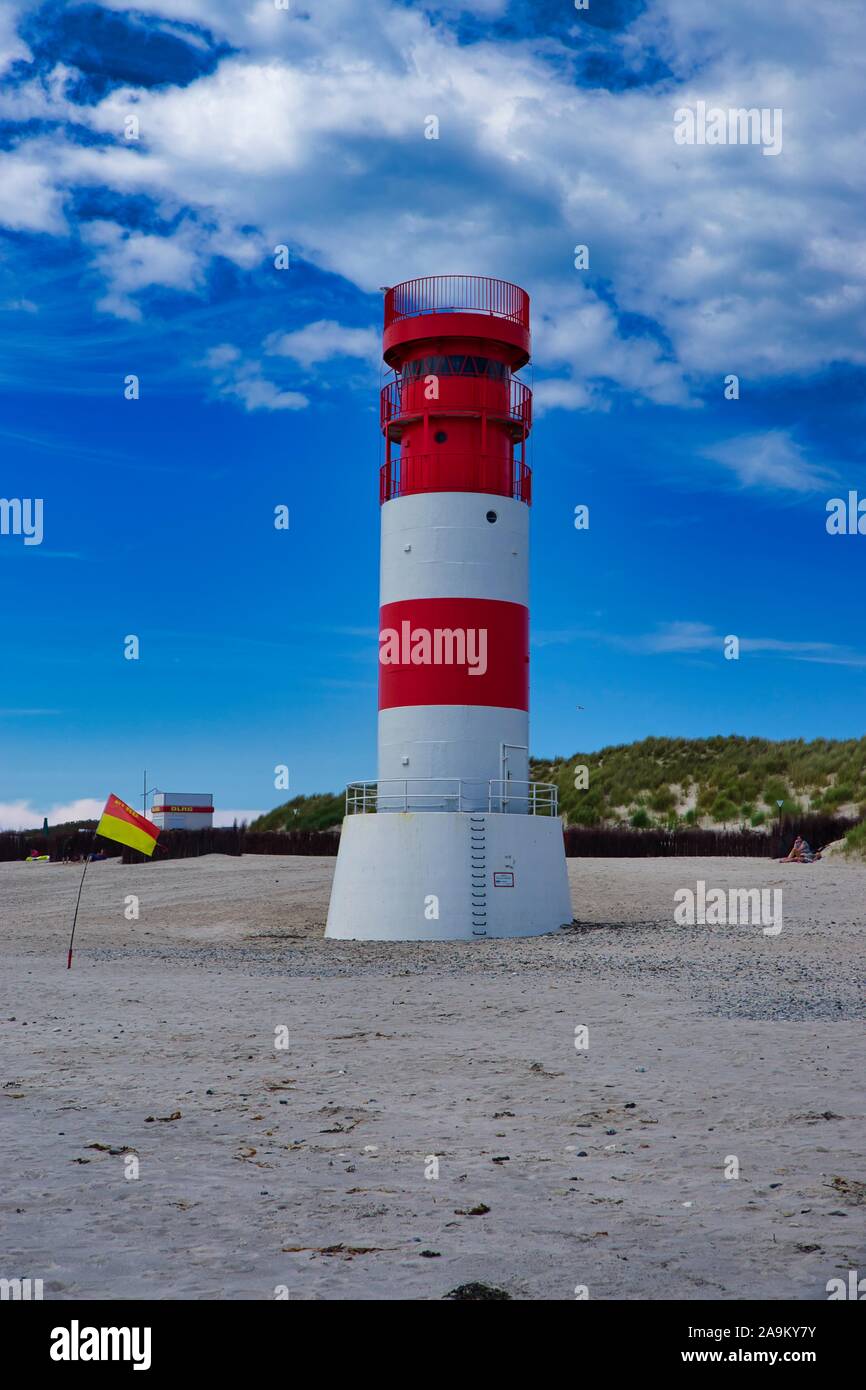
[326,276,571,940]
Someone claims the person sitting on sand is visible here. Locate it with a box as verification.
[780,836,804,862]
[780,836,822,863]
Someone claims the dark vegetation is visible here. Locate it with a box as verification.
[561,813,852,858]
[0,824,96,863]
[118,827,339,863]
[3,814,852,863]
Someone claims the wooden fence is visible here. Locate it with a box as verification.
[2,812,853,863]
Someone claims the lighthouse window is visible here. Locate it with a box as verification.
[434,430,448,444]
[486,510,498,523]
[400,356,510,382]
[478,358,508,380]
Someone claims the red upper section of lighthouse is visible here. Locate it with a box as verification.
[379,275,533,506]
[383,275,531,367]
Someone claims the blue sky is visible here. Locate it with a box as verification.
[0,0,864,828]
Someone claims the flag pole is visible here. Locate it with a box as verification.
[66,828,97,969]
[65,795,159,968]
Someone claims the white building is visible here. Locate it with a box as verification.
[150,793,214,831]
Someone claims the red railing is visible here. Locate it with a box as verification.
[379,454,531,505]
[380,374,532,436]
[384,276,530,330]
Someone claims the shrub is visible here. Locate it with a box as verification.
[709,795,739,824]
[649,787,676,813]
[823,785,854,807]
[843,821,866,859]
[763,779,789,805]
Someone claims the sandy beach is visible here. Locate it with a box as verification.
[1,852,863,1301]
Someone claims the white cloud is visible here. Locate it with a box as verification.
[0,2,30,77]
[534,284,689,407]
[637,621,719,654]
[203,340,308,411]
[0,801,38,831]
[204,343,241,368]
[0,797,104,831]
[703,431,834,492]
[81,220,207,320]
[0,153,67,233]
[632,622,857,664]
[264,320,380,368]
[1,0,865,404]
[226,375,308,412]
[532,377,602,414]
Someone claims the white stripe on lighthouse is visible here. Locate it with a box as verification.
[380,491,528,606]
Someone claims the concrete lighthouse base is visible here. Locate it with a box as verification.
[325,812,572,941]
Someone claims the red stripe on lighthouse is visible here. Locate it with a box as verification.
[378,597,528,711]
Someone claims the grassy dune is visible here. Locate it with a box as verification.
[253,735,866,835]
[533,734,866,830]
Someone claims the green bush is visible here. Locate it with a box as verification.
[709,795,739,824]
[763,778,789,806]
[843,821,866,859]
[823,785,854,807]
[649,786,676,813]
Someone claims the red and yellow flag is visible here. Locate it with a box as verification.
[96,793,160,857]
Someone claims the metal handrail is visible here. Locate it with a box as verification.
[379,453,531,505]
[345,779,558,816]
[347,780,463,814]
[486,779,558,815]
[384,276,530,330]
[380,374,532,436]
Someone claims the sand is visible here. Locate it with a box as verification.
[1,852,863,1301]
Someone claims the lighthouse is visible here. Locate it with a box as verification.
[326,275,572,940]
